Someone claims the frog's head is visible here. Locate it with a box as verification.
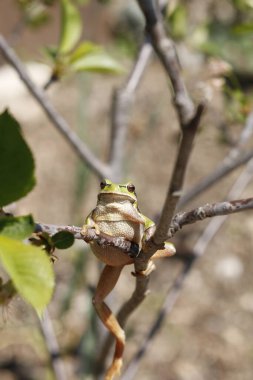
[98,179,137,203]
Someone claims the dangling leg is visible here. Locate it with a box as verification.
[93,264,125,380]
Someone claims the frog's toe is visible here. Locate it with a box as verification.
[94,223,100,235]
[82,224,100,236]
[131,261,156,277]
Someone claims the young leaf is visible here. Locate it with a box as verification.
[0,215,34,241]
[52,231,75,249]
[58,0,82,54]
[0,110,36,207]
[69,51,124,73]
[0,236,55,315]
[69,41,101,63]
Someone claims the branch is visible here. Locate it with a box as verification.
[0,34,111,179]
[169,197,253,237]
[121,259,194,380]
[108,1,170,181]
[137,0,195,126]
[151,104,204,247]
[39,309,67,380]
[180,109,253,207]
[35,223,139,257]
[109,40,153,180]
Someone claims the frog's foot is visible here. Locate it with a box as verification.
[131,260,156,277]
[81,223,100,237]
[151,241,176,260]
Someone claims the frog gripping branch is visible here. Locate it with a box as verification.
[82,179,176,379]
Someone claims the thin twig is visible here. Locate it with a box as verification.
[122,158,253,380]
[0,34,110,179]
[179,110,253,207]
[108,0,170,180]
[39,309,67,380]
[121,259,193,380]
[169,196,253,237]
[194,158,253,257]
[109,40,153,180]
[35,223,83,238]
[151,104,204,248]
[137,0,195,126]
[34,223,139,257]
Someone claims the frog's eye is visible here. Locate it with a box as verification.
[127,184,135,193]
[100,180,107,189]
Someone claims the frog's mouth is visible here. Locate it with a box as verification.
[98,192,136,203]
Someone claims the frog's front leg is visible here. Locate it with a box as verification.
[93,264,125,380]
[82,212,100,236]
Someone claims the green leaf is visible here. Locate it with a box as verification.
[69,51,124,73]
[69,41,101,62]
[0,215,34,240]
[168,4,187,39]
[58,0,82,54]
[52,231,75,249]
[0,110,36,207]
[0,236,55,315]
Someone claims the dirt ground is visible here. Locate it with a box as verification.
[1,2,253,380]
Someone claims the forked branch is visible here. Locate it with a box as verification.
[0,34,110,179]
[137,0,195,126]
[109,40,153,180]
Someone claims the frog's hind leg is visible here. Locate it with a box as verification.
[93,264,125,380]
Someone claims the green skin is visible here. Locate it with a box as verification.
[84,179,155,266]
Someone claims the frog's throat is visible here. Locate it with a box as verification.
[98,193,136,203]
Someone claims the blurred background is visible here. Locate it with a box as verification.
[1,1,253,379]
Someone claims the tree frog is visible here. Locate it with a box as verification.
[84,179,157,265]
[82,179,175,380]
